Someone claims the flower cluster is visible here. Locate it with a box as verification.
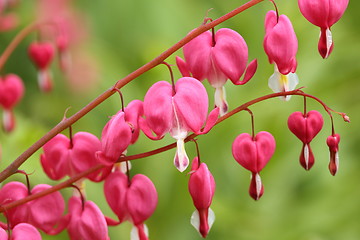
[0,0,350,239]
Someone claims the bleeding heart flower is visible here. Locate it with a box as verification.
[28,184,68,235]
[177,28,257,116]
[188,157,215,238]
[263,10,299,100]
[41,132,110,181]
[67,196,109,240]
[0,182,29,228]
[104,170,158,240]
[141,77,219,172]
[287,111,324,170]
[0,74,24,133]
[28,42,55,92]
[298,0,349,58]
[327,133,340,176]
[232,131,276,200]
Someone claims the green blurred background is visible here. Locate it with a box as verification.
[1,0,360,239]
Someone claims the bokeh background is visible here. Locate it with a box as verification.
[1,0,359,239]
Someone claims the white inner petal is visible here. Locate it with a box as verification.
[130,224,149,240]
[304,144,310,169]
[190,209,200,232]
[214,86,228,116]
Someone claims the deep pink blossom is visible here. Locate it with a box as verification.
[327,133,340,176]
[0,74,24,132]
[28,184,68,235]
[41,132,110,181]
[141,77,219,172]
[264,10,299,100]
[104,171,158,240]
[287,111,324,170]
[67,196,109,240]
[0,182,29,228]
[298,0,349,58]
[188,157,215,238]
[177,28,257,115]
[28,42,55,92]
[232,131,276,200]
[0,182,67,234]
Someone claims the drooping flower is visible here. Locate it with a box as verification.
[96,100,143,166]
[188,157,215,238]
[298,0,349,58]
[140,77,219,172]
[232,131,276,200]
[0,182,29,228]
[326,133,340,176]
[0,74,24,132]
[28,42,55,92]
[67,196,109,240]
[104,170,158,240]
[263,10,299,100]
[0,182,68,235]
[41,132,110,181]
[176,28,257,115]
[287,111,324,170]
[27,184,69,235]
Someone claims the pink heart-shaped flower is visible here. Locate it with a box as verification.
[232,131,276,173]
[287,110,324,143]
[28,42,54,70]
[0,74,24,110]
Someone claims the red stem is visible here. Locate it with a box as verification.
[0,88,347,212]
[0,0,265,183]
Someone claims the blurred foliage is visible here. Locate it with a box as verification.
[0,0,360,239]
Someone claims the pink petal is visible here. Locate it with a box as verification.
[0,182,29,228]
[143,81,173,138]
[78,201,109,240]
[212,28,249,83]
[104,170,129,222]
[98,112,132,165]
[70,132,110,181]
[0,227,8,240]
[28,42,54,70]
[264,11,298,75]
[29,184,65,234]
[183,30,213,81]
[175,56,191,77]
[254,131,276,171]
[11,223,42,240]
[124,100,144,144]
[188,159,215,210]
[173,77,208,133]
[232,133,258,172]
[298,0,330,28]
[127,174,158,225]
[305,110,324,143]
[0,74,24,110]
[41,134,70,180]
